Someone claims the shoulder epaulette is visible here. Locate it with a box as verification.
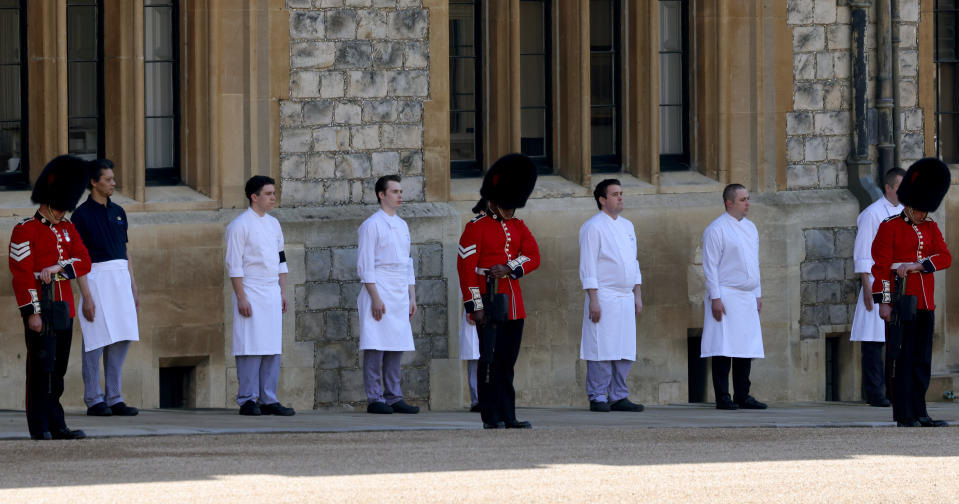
[470,212,487,223]
[882,213,902,223]
[14,217,31,227]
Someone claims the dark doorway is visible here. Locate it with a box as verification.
[159,366,194,408]
[825,335,840,401]
[687,329,707,402]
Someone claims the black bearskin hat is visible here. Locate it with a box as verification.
[479,153,537,210]
[897,157,952,213]
[31,155,92,212]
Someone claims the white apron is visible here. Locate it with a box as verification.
[458,310,479,360]
[78,259,139,352]
[232,277,282,356]
[701,287,764,358]
[580,287,636,361]
[358,266,414,351]
[850,274,885,342]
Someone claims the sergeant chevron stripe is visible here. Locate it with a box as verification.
[458,244,477,259]
[9,241,30,262]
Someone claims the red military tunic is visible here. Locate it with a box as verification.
[9,212,92,318]
[871,212,951,310]
[456,211,540,320]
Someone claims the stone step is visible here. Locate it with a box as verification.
[927,373,959,402]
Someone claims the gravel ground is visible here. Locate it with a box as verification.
[1,427,957,503]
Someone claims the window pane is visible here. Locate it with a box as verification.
[67,6,97,60]
[659,1,682,52]
[590,0,612,51]
[591,53,613,106]
[0,123,24,171]
[145,6,174,61]
[591,107,615,156]
[660,105,684,154]
[0,10,19,63]
[146,62,174,116]
[146,117,175,168]
[0,0,20,7]
[520,55,546,107]
[938,12,958,60]
[0,66,19,121]
[519,1,545,54]
[520,109,545,157]
[145,0,174,5]
[450,58,475,101]
[450,111,476,161]
[659,53,683,105]
[68,117,98,160]
[68,62,99,117]
[449,4,475,57]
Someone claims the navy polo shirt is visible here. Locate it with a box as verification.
[71,195,129,263]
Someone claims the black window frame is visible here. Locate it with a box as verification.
[658,0,690,172]
[449,0,483,179]
[66,0,105,161]
[0,0,29,190]
[519,0,553,175]
[144,0,182,186]
[934,0,959,163]
[590,0,622,174]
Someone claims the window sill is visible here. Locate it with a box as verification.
[657,170,724,194]
[0,186,218,217]
[451,173,657,202]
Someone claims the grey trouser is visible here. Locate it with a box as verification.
[82,340,131,407]
[586,359,633,403]
[236,354,281,406]
[364,350,403,405]
[467,359,479,406]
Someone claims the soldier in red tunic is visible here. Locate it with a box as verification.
[871,157,952,427]
[457,154,540,429]
[9,155,93,440]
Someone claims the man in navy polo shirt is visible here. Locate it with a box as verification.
[71,159,141,417]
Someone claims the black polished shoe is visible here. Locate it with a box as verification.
[469,404,482,413]
[590,400,611,412]
[389,400,420,414]
[918,417,949,427]
[505,420,532,429]
[239,400,261,416]
[260,402,296,416]
[897,420,921,427]
[483,422,505,429]
[30,432,53,441]
[867,398,891,407]
[736,395,768,409]
[110,402,139,416]
[52,428,87,440]
[367,401,393,414]
[610,398,645,412]
[716,396,739,410]
[86,402,113,416]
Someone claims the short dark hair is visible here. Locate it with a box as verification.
[245,175,276,203]
[375,175,401,203]
[88,158,115,189]
[884,167,906,188]
[722,183,746,206]
[593,178,621,210]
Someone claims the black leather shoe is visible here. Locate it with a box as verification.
[736,396,768,409]
[610,398,645,412]
[505,420,532,429]
[867,398,891,407]
[52,428,87,440]
[918,417,949,427]
[483,422,505,429]
[590,400,611,412]
[389,400,420,414]
[260,402,296,416]
[367,401,393,414]
[86,402,113,416]
[897,420,921,427]
[239,400,261,416]
[30,432,53,441]
[110,402,139,416]
[716,397,739,410]
[469,404,482,413]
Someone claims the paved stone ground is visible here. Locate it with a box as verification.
[1,403,958,502]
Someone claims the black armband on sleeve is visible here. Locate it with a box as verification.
[279,251,287,263]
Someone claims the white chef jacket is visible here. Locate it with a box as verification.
[579,212,642,361]
[356,209,416,351]
[225,208,288,356]
[850,196,902,342]
[701,212,764,358]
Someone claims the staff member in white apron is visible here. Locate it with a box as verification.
[357,175,419,414]
[579,179,644,413]
[225,176,294,416]
[71,159,140,417]
[850,168,904,407]
[701,184,767,410]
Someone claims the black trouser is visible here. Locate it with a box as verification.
[861,341,886,402]
[887,310,933,423]
[476,319,524,425]
[711,356,751,403]
[23,318,73,438]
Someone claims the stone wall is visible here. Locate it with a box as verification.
[281,0,430,206]
[799,226,859,340]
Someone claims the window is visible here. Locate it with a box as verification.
[145,0,181,186]
[0,0,27,189]
[590,0,621,173]
[659,0,689,171]
[67,0,104,161]
[520,0,552,173]
[936,0,959,163]
[450,0,482,178]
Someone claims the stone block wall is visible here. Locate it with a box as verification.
[785,0,924,190]
[281,0,430,207]
[799,226,860,340]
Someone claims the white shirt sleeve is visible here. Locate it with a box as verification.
[752,229,761,298]
[634,260,642,286]
[225,220,246,278]
[277,221,289,275]
[357,219,377,284]
[702,225,723,300]
[853,209,879,274]
[579,221,600,290]
[407,256,416,286]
